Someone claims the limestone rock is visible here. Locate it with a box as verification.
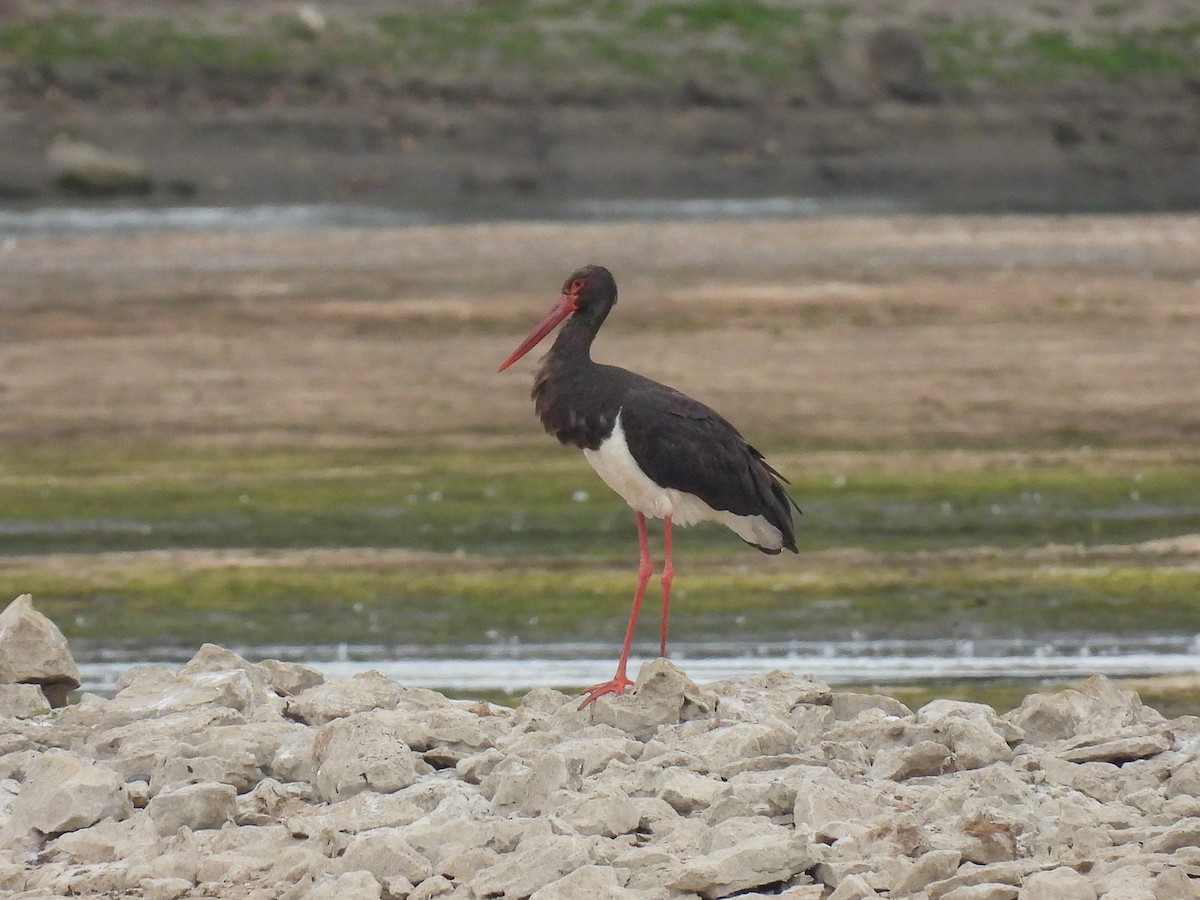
[311,709,427,802]
[339,829,433,885]
[916,699,1021,769]
[304,869,382,900]
[146,782,238,835]
[658,767,724,815]
[468,833,595,899]
[898,849,963,894]
[385,704,511,767]
[258,658,325,696]
[0,594,80,706]
[1,749,130,848]
[47,134,153,196]
[1056,728,1173,764]
[529,864,638,899]
[941,884,1019,900]
[1005,675,1161,744]
[106,663,259,722]
[707,669,832,716]
[793,766,889,838]
[0,683,50,718]
[139,877,195,900]
[1019,866,1097,900]
[0,630,1196,900]
[285,670,406,725]
[671,830,815,899]
[589,658,718,741]
[873,739,954,781]
[830,691,912,721]
[551,787,642,837]
[828,874,878,900]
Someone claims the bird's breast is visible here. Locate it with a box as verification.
[533,371,621,451]
[583,410,677,519]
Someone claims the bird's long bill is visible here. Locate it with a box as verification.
[497,292,576,372]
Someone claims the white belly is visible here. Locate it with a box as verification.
[582,411,786,550]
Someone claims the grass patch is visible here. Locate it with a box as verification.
[1021,28,1192,80]
[14,554,1200,650]
[2,445,1198,558]
[3,5,1197,103]
[4,444,1200,650]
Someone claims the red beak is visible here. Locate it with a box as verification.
[498,292,578,372]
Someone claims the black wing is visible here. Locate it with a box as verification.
[619,378,800,553]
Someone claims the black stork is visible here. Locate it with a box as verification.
[499,265,800,708]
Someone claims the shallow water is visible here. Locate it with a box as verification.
[0,196,909,237]
[74,634,1200,695]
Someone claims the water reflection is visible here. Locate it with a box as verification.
[75,634,1200,696]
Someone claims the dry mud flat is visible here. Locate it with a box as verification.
[3,645,1200,898]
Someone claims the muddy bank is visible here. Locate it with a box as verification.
[3,596,1200,899]
[2,2,1200,214]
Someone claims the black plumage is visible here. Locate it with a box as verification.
[500,264,801,706]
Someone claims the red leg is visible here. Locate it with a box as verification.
[579,512,653,709]
[659,515,674,658]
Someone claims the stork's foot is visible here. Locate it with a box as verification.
[578,672,634,709]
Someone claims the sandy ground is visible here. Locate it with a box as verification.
[1,214,1199,453]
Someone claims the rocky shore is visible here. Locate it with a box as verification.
[2,595,1199,899]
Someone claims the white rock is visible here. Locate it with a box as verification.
[0,594,80,706]
[830,691,912,721]
[0,749,130,848]
[897,848,962,894]
[85,705,244,781]
[410,874,456,899]
[670,830,815,899]
[1151,866,1200,900]
[1019,866,1097,900]
[1145,818,1200,853]
[872,739,954,780]
[917,699,1021,769]
[46,134,153,195]
[469,833,596,899]
[150,749,260,796]
[551,787,641,837]
[146,782,238,835]
[270,723,318,783]
[387,704,511,766]
[484,753,578,815]
[304,869,383,900]
[1056,729,1173,764]
[707,669,832,719]
[681,721,801,774]
[529,864,639,899]
[285,671,407,725]
[589,658,718,741]
[1005,675,1161,744]
[139,876,195,900]
[311,709,428,802]
[258,658,325,696]
[793,766,888,838]
[828,874,877,900]
[941,884,1019,900]
[339,829,433,885]
[927,861,1028,899]
[0,683,49,718]
[43,816,155,865]
[658,767,724,814]
[107,665,259,722]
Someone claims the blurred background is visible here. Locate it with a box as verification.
[2,1,1199,710]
